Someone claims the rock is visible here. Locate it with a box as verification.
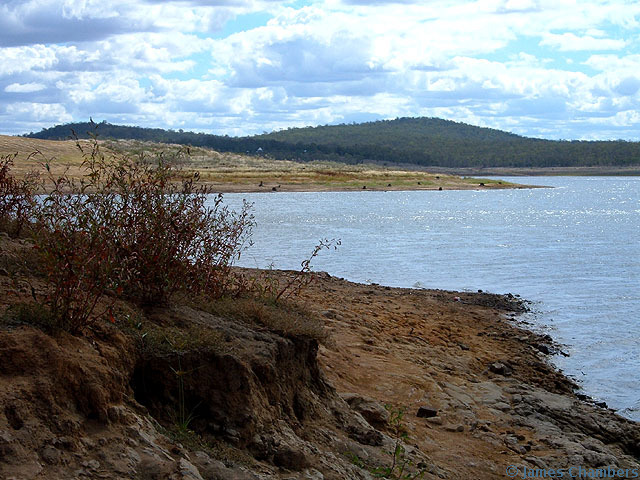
[504,436,527,454]
[340,393,389,428]
[273,446,310,471]
[301,468,324,480]
[536,344,551,354]
[348,426,383,446]
[178,458,205,480]
[321,309,343,321]
[192,454,260,480]
[489,362,512,376]
[444,424,464,433]
[0,431,16,460]
[82,459,100,471]
[107,405,135,425]
[417,406,438,419]
[39,446,61,465]
[426,417,443,425]
[525,456,548,469]
[493,402,511,411]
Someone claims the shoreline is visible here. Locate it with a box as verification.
[294,271,640,477]
[416,165,640,177]
[198,180,545,193]
[1,235,639,478]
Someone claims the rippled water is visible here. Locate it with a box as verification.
[218,177,640,420]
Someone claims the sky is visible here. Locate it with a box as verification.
[1,0,639,139]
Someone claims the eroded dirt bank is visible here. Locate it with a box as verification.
[299,274,640,478]
[1,240,638,479]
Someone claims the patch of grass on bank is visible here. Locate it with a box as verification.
[202,295,327,343]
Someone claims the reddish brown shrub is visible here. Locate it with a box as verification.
[33,139,253,332]
[0,154,38,234]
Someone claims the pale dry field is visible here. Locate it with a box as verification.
[2,135,522,191]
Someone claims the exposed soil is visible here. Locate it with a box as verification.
[298,273,640,478]
[1,235,639,479]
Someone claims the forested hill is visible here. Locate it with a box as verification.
[25,117,640,168]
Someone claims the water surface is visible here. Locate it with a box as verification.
[219,177,640,420]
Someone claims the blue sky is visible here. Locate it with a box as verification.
[1,0,639,139]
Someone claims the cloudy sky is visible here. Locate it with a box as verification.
[1,0,639,139]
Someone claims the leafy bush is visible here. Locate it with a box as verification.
[0,154,38,235]
[32,139,253,332]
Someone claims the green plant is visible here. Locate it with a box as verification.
[170,356,200,432]
[371,406,427,480]
[344,451,366,468]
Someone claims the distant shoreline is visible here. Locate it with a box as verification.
[405,165,640,177]
[201,181,544,194]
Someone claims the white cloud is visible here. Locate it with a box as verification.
[540,32,627,51]
[0,0,639,139]
[4,82,46,93]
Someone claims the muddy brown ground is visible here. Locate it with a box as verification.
[1,235,639,479]
[296,273,640,479]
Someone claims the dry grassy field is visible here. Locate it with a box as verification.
[2,135,523,191]
[0,135,100,179]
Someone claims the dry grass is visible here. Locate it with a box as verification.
[0,135,114,185]
[105,139,520,190]
[2,136,521,191]
[202,295,328,343]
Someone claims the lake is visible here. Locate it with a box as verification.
[219,177,640,421]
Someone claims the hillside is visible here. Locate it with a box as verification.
[2,135,527,192]
[25,118,640,169]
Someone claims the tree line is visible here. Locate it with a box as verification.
[26,117,640,168]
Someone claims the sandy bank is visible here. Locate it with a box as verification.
[296,272,640,478]
[1,236,638,479]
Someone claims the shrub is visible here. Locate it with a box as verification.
[33,172,122,331]
[0,154,38,235]
[32,138,254,332]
